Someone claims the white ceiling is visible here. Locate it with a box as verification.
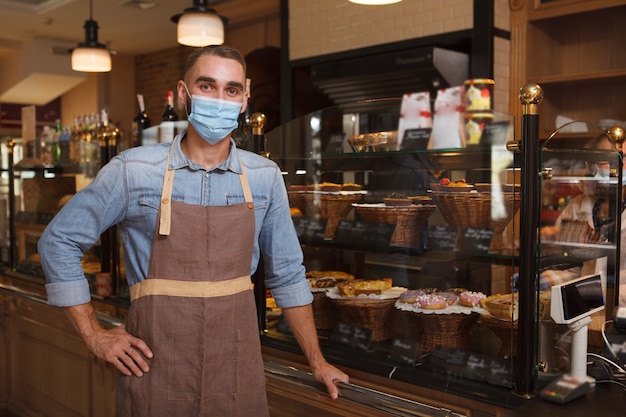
[0,0,279,57]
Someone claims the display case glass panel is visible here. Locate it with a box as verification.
[262,98,523,394]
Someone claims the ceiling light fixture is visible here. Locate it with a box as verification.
[348,0,402,4]
[171,0,229,47]
[71,0,111,72]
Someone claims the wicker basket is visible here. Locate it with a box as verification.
[312,291,338,330]
[480,315,518,358]
[354,204,436,247]
[430,191,520,251]
[331,298,397,342]
[302,193,363,239]
[413,312,479,352]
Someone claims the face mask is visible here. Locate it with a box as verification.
[186,91,243,145]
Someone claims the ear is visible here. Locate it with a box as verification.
[240,78,251,114]
[176,80,188,106]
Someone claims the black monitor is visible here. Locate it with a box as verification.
[550,274,605,325]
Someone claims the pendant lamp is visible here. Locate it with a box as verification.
[349,0,402,4]
[171,0,229,47]
[71,0,111,72]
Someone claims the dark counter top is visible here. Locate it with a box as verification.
[502,384,625,417]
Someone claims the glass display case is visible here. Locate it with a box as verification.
[259,97,622,403]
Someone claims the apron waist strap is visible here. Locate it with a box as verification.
[130,276,252,301]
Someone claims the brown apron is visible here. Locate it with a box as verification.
[117,151,269,417]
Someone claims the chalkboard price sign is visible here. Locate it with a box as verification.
[292,217,327,244]
[389,338,421,365]
[400,128,432,150]
[330,322,372,351]
[458,227,494,253]
[333,220,395,247]
[426,225,458,251]
[480,120,511,145]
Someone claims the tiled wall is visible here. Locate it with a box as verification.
[289,0,511,113]
[288,0,474,61]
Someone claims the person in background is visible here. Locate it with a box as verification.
[517,133,618,291]
[37,45,348,417]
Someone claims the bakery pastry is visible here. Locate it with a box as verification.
[342,183,362,191]
[307,277,337,289]
[317,182,342,192]
[399,290,426,304]
[415,294,448,310]
[436,291,459,306]
[336,278,393,297]
[484,293,519,321]
[458,291,486,307]
[306,270,354,282]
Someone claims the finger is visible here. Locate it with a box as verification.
[129,337,154,359]
[118,350,146,377]
[125,347,150,373]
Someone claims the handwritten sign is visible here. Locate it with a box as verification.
[389,338,421,365]
[400,128,432,151]
[292,217,326,244]
[458,227,494,253]
[426,225,458,250]
[330,322,372,351]
[480,121,511,146]
[333,220,395,247]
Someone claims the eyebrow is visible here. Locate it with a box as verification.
[194,76,244,91]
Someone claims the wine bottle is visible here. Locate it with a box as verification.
[131,94,151,147]
[158,91,178,143]
[161,90,178,122]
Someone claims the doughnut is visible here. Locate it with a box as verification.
[399,290,426,304]
[435,291,459,306]
[414,294,448,310]
[459,291,486,307]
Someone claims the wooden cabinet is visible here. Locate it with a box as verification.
[510,0,626,137]
[4,293,115,417]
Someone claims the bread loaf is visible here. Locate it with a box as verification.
[336,278,393,297]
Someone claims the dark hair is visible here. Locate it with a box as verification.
[184,45,247,79]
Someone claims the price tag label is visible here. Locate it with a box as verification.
[458,227,494,253]
[389,338,421,365]
[334,220,395,247]
[330,322,372,351]
[426,225,458,250]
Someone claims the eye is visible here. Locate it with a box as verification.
[226,87,241,96]
[199,83,215,92]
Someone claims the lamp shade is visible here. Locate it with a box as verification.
[177,12,224,46]
[71,47,111,72]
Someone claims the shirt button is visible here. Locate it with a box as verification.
[205,172,210,178]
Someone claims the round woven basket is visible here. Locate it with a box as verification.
[413,312,479,352]
[430,191,520,251]
[331,298,397,342]
[480,315,518,358]
[354,204,436,247]
[311,291,338,330]
[302,193,363,239]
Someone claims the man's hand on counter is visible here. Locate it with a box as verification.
[63,302,153,377]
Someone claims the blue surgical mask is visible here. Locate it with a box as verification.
[186,92,243,145]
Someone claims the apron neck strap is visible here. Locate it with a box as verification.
[158,149,253,236]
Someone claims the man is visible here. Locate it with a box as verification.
[38,45,348,416]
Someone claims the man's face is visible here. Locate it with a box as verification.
[178,54,248,113]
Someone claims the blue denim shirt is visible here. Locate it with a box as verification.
[39,132,311,309]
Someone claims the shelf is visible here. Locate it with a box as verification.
[530,68,626,85]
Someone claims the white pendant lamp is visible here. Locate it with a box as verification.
[71,0,111,72]
[349,0,402,4]
[171,0,229,47]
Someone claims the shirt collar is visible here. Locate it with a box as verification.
[169,130,242,174]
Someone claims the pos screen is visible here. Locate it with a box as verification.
[559,275,604,322]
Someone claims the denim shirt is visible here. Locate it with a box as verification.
[39,132,311,309]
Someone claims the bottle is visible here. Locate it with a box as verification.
[131,94,151,147]
[159,91,178,143]
[161,90,178,122]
